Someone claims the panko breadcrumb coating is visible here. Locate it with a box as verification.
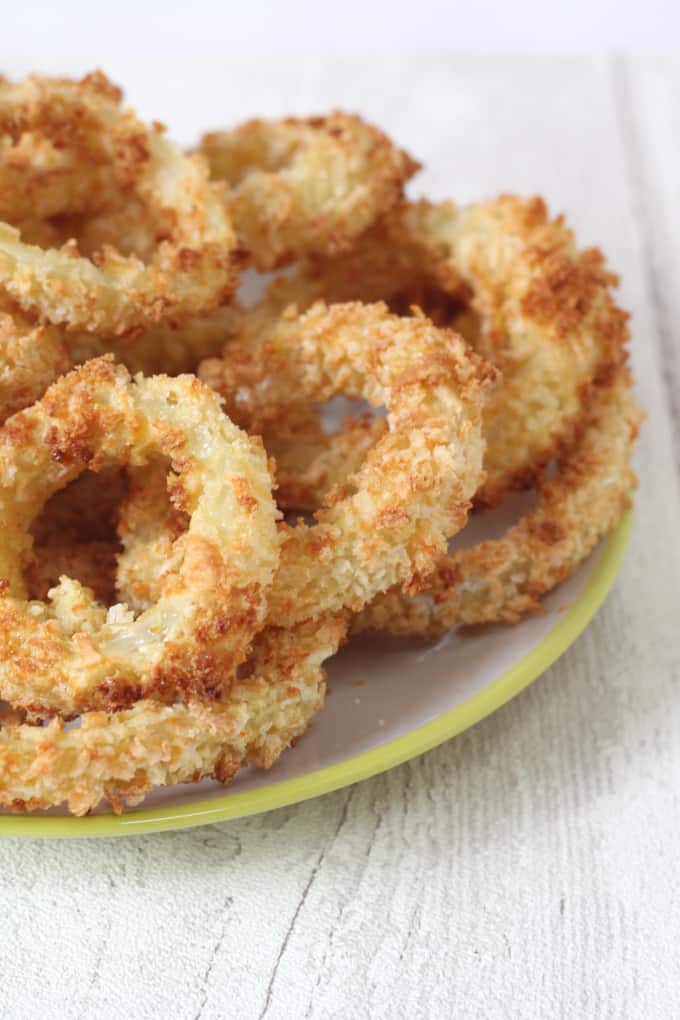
[237,196,628,508]
[0,613,346,815]
[67,302,243,377]
[0,73,237,334]
[422,196,629,504]
[355,370,641,636]
[200,113,419,269]
[0,72,641,818]
[0,72,124,222]
[199,300,494,625]
[0,301,71,423]
[0,358,280,716]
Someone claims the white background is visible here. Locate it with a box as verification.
[3,0,679,57]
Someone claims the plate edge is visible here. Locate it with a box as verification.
[0,512,633,839]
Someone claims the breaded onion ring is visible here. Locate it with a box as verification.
[67,303,243,377]
[425,197,629,503]
[0,74,237,335]
[0,358,280,716]
[0,302,71,423]
[355,371,641,637]
[200,113,419,269]
[238,197,628,507]
[199,300,492,625]
[0,613,346,815]
[233,200,467,329]
[0,71,124,222]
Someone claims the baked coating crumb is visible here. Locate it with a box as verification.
[355,369,641,635]
[0,358,280,715]
[200,113,419,269]
[0,300,71,423]
[237,196,629,508]
[0,614,346,815]
[199,300,493,625]
[0,73,237,334]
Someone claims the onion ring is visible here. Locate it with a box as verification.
[199,300,492,625]
[0,301,71,423]
[237,197,628,508]
[200,113,419,269]
[0,72,123,222]
[0,358,280,716]
[0,613,346,815]
[355,370,641,636]
[233,199,467,330]
[434,196,629,503]
[67,302,243,377]
[0,74,237,335]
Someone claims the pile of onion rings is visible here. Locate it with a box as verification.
[0,72,641,816]
[199,113,420,269]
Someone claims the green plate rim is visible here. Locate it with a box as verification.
[0,512,632,839]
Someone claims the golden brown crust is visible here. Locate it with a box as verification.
[0,300,71,423]
[458,196,629,503]
[199,300,492,625]
[239,197,629,510]
[0,73,237,334]
[0,614,346,815]
[355,370,641,636]
[0,358,280,716]
[0,72,124,222]
[200,113,419,269]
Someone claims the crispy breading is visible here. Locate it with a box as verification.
[0,72,124,222]
[200,113,419,269]
[0,301,71,423]
[355,370,641,636]
[0,73,237,334]
[199,300,493,625]
[0,614,346,815]
[0,358,280,716]
[238,197,629,508]
[436,196,629,504]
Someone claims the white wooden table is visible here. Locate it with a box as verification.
[0,53,679,1019]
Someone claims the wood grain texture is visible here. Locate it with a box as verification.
[0,53,679,1020]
